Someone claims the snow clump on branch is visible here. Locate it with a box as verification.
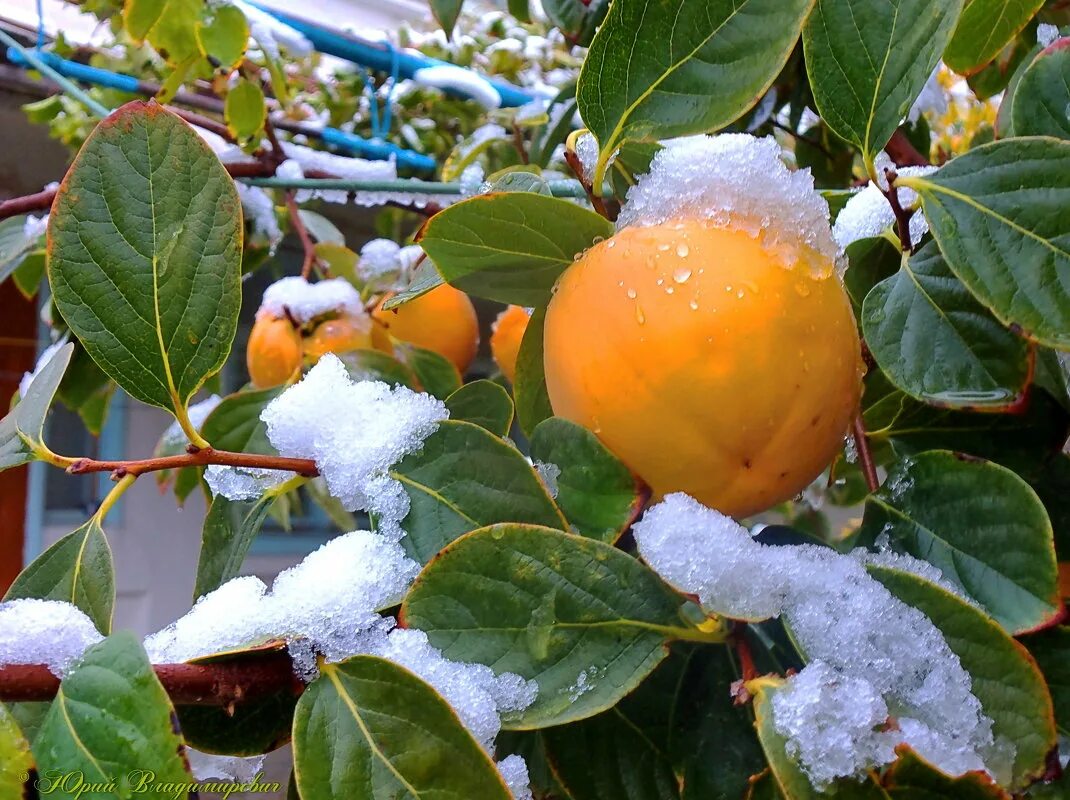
[258,276,364,323]
[832,163,938,249]
[0,599,103,677]
[633,493,1007,788]
[260,354,448,537]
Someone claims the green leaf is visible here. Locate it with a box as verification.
[297,210,345,246]
[224,77,266,141]
[752,679,889,799]
[670,645,765,800]
[529,416,643,543]
[900,138,1070,349]
[397,343,463,398]
[0,216,43,284]
[1024,626,1070,737]
[514,306,553,436]
[861,369,1069,475]
[419,192,614,306]
[576,0,813,187]
[57,344,114,436]
[196,3,248,70]
[201,386,282,455]
[0,703,33,798]
[33,631,192,791]
[430,0,465,39]
[0,342,73,470]
[944,0,1046,74]
[194,493,276,600]
[869,565,1057,787]
[392,420,567,563]
[5,517,115,634]
[445,380,514,436]
[862,241,1032,409]
[48,101,242,433]
[858,450,1060,633]
[542,699,680,800]
[484,169,552,195]
[802,0,963,164]
[542,0,608,48]
[381,260,445,311]
[883,748,1012,799]
[12,250,47,298]
[401,524,702,728]
[340,349,420,389]
[844,236,902,323]
[1011,39,1070,139]
[508,0,531,23]
[293,656,512,800]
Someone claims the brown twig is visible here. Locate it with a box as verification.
[880,168,916,254]
[68,446,318,480]
[732,626,759,683]
[285,190,319,279]
[852,415,880,493]
[563,148,612,220]
[0,651,303,706]
[885,129,930,168]
[0,188,56,218]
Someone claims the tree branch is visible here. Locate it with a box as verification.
[0,651,303,706]
[285,191,318,279]
[67,446,318,479]
[885,129,930,168]
[852,415,880,493]
[880,168,916,254]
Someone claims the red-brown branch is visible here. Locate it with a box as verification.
[0,651,303,706]
[852,415,880,493]
[67,446,318,480]
[285,190,318,279]
[881,168,916,254]
[885,129,930,168]
[0,188,57,218]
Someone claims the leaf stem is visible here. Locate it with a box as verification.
[68,447,318,480]
[852,414,880,493]
[94,473,136,521]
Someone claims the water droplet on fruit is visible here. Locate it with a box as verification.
[690,300,699,311]
[795,282,811,297]
[626,287,637,299]
[635,304,646,325]
[676,243,690,258]
[665,286,674,294]
[658,243,670,252]
[673,267,692,284]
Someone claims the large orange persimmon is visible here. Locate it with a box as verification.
[543,218,863,518]
[371,284,480,372]
[490,305,530,384]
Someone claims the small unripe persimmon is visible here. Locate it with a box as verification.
[247,314,303,389]
[544,217,863,518]
[490,305,530,384]
[304,313,373,361]
[371,284,480,373]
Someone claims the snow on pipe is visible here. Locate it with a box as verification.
[246,2,536,108]
[4,48,439,173]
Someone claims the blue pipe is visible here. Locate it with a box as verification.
[249,4,535,108]
[7,49,140,93]
[5,48,438,172]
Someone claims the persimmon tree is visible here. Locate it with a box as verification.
[0,0,1069,798]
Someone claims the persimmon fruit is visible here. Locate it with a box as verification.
[304,313,373,360]
[490,305,530,384]
[543,217,863,518]
[371,284,480,372]
[247,314,303,389]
